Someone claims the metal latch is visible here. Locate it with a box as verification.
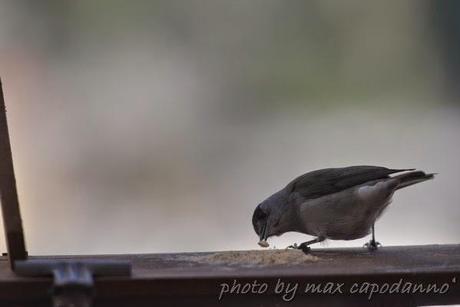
[15,259,131,307]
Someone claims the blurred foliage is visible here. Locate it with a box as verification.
[4,0,447,113]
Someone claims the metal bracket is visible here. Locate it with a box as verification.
[15,259,131,307]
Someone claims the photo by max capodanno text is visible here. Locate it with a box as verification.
[218,277,457,301]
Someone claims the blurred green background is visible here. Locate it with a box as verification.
[0,0,458,255]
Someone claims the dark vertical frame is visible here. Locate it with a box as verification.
[0,79,27,269]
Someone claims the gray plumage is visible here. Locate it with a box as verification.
[252,166,435,247]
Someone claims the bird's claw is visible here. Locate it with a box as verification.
[287,243,311,253]
[364,240,381,251]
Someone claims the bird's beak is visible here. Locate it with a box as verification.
[260,222,269,241]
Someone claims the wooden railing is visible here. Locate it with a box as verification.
[0,245,459,306]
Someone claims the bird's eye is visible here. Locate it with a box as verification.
[254,206,267,220]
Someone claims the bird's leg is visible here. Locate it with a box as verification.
[288,237,325,253]
[364,224,381,251]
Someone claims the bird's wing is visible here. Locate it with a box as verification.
[286,165,413,200]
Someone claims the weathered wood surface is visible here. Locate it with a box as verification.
[0,244,459,306]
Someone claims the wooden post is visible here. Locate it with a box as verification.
[0,78,27,269]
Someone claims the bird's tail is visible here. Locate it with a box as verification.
[393,171,436,190]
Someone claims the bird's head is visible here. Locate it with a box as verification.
[252,190,291,243]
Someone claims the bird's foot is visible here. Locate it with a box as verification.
[364,240,381,251]
[287,243,311,253]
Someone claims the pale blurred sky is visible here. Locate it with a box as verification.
[0,0,458,255]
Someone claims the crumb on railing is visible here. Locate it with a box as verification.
[185,249,319,266]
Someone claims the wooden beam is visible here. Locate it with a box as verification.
[0,245,459,306]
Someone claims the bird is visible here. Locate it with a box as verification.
[252,166,435,252]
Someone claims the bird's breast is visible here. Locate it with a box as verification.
[296,181,395,240]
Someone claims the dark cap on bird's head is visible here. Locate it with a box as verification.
[252,205,268,241]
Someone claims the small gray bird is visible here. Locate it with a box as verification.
[252,166,435,252]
